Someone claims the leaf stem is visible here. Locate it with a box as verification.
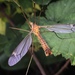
[54,59,70,75]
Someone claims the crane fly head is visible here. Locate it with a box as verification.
[29,21,40,36]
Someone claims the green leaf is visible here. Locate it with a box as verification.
[18,0,32,8]
[18,0,33,13]
[40,0,75,65]
[0,0,5,2]
[33,0,51,5]
[0,18,6,35]
[0,53,8,64]
[45,0,75,24]
[0,35,8,53]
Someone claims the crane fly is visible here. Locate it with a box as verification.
[8,20,75,66]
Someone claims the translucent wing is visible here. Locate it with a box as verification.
[8,33,32,66]
[46,24,75,33]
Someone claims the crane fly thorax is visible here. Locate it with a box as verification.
[31,23,40,36]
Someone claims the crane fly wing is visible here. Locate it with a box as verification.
[8,54,22,66]
[46,24,75,33]
[8,33,32,66]
[20,33,32,57]
[12,33,32,55]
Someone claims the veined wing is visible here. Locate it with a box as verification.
[45,24,75,33]
[8,33,32,66]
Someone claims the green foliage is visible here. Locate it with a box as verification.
[43,0,75,65]
[0,0,75,71]
[0,18,6,35]
[33,0,51,5]
[46,0,75,24]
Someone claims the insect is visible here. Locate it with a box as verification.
[8,0,75,66]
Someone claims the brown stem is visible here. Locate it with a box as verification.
[29,49,47,75]
[0,8,15,27]
[54,59,70,75]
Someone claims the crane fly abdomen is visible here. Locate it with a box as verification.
[30,22,52,56]
[37,33,52,56]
